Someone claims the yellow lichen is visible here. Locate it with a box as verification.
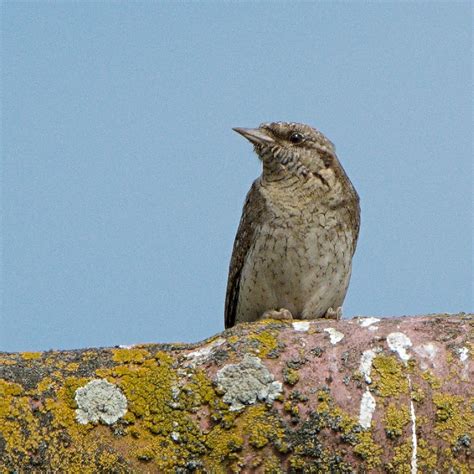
[334,407,359,435]
[183,368,219,406]
[36,376,56,393]
[386,424,439,471]
[314,389,332,416]
[421,369,442,389]
[262,454,284,473]
[311,389,382,470]
[441,451,471,474]
[242,405,285,449]
[20,351,41,360]
[95,351,216,470]
[283,401,299,417]
[0,376,128,472]
[102,353,177,430]
[372,355,409,397]
[247,329,279,358]
[384,403,410,438]
[289,455,305,469]
[65,362,80,372]
[353,431,383,469]
[417,438,438,471]
[111,347,150,364]
[1,318,470,471]
[410,384,425,403]
[205,425,243,462]
[386,440,412,473]
[203,403,287,470]
[80,350,98,362]
[43,376,92,436]
[433,393,474,446]
[283,367,300,386]
[0,380,40,461]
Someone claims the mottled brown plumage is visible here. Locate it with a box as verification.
[225,122,360,329]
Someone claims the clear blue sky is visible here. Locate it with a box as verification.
[2,2,472,352]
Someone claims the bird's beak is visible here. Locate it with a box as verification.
[233,127,275,146]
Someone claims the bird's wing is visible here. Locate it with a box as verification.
[321,147,361,255]
[224,179,268,329]
[350,198,361,255]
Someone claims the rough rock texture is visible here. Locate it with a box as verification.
[0,314,472,473]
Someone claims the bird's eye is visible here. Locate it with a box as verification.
[289,132,305,144]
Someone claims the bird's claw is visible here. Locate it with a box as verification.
[323,306,342,320]
[261,308,294,322]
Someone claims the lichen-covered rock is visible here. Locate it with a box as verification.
[75,379,127,425]
[216,353,283,411]
[0,313,472,472]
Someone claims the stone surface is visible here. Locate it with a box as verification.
[0,313,472,472]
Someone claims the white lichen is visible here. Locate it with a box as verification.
[292,321,310,332]
[358,317,381,328]
[456,346,470,380]
[359,389,376,429]
[359,348,381,384]
[414,342,438,369]
[75,379,127,425]
[324,327,344,344]
[410,394,418,474]
[216,354,282,411]
[184,337,226,367]
[387,332,412,363]
[404,374,418,474]
[387,332,417,470]
[457,346,469,363]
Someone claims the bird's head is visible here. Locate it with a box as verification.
[233,122,337,184]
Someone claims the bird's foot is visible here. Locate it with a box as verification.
[323,306,342,320]
[261,308,294,322]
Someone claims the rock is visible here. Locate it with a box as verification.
[0,313,472,472]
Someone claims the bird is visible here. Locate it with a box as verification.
[224,121,360,329]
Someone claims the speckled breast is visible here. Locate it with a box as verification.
[236,209,355,322]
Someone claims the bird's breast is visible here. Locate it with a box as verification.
[237,211,354,319]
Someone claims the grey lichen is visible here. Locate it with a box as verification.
[216,353,283,411]
[75,378,127,425]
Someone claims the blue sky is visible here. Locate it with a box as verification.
[2,2,472,352]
